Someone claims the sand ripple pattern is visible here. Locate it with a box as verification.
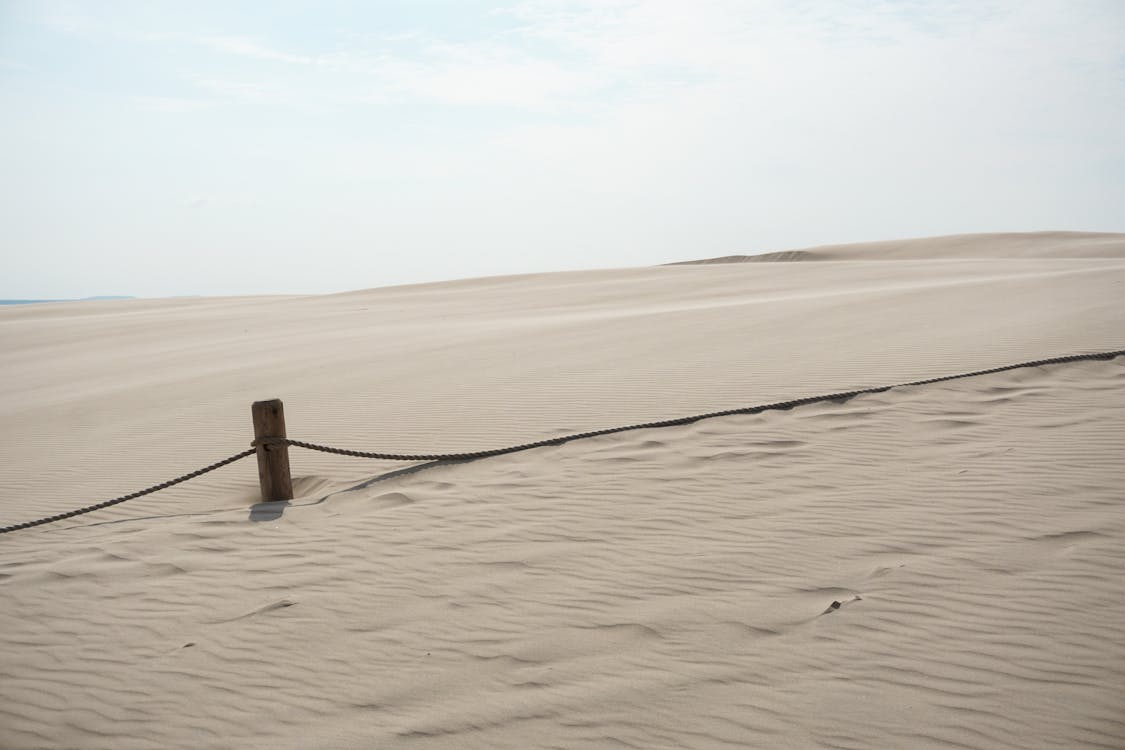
[2,358,1124,748]
[4,349,1120,535]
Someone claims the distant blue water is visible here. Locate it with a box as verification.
[0,296,134,305]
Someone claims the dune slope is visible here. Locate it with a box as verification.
[1,232,1124,748]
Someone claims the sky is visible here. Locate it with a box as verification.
[1,0,1123,298]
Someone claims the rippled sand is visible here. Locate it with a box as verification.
[2,232,1124,748]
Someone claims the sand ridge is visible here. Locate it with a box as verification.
[674,230,1125,263]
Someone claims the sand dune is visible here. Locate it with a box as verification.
[2,232,1124,748]
[676,230,1125,263]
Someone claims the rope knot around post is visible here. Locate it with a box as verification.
[251,399,294,503]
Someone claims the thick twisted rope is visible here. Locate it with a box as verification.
[3,348,1122,536]
[0,449,256,535]
[255,349,1125,462]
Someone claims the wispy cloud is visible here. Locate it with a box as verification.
[24,0,1124,131]
[353,45,599,110]
[202,36,315,65]
[184,194,258,209]
[133,95,213,113]
[36,5,173,44]
[188,76,281,98]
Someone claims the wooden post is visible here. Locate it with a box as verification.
[252,399,293,503]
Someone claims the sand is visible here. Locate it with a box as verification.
[1,231,1124,748]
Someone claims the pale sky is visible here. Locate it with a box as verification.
[2,0,1123,298]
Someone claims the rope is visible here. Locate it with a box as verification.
[3,347,1122,536]
[0,449,256,535]
[256,348,1125,462]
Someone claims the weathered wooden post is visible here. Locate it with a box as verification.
[252,399,293,503]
